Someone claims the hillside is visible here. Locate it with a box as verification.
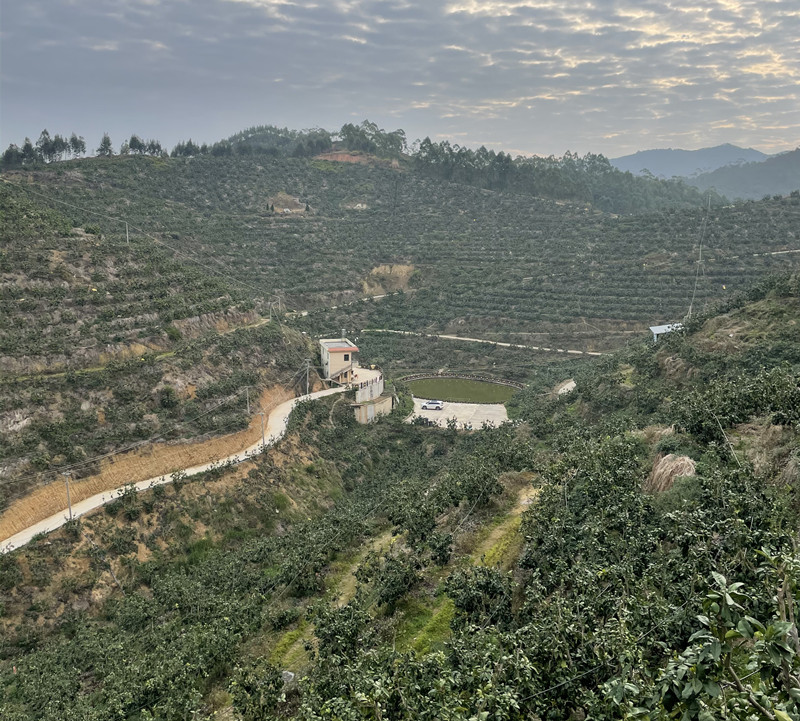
[611,143,769,178]
[3,153,800,356]
[1,272,798,720]
[2,139,799,526]
[0,184,315,513]
[291,191,800,350]
[688,148,800,200]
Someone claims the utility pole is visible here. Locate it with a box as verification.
[305,358,312,396]
[245,386,250,415]
[257,411,266,449]
[63,472,73,521]
[269,295,284,322]
[125,221,129,245]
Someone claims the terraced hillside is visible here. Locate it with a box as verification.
[0,185,315,510]
[2,273,798,721]
[5,155,800,354]
[0,185,256,375]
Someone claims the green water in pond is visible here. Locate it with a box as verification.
[407,378,515,404]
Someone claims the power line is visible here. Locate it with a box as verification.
[686,194,711,320]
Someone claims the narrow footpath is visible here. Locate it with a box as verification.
[0,387,345,555]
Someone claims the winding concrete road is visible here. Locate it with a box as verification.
[362,328,605,356]
[0,387,346,555]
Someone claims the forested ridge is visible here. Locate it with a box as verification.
[4,120,718,213]
[2,272,799,719]
[689,149,800,201]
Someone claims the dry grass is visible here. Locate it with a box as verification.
[362,263,416,295]
[0,386,293,541]
[645,453,696,494]
[735,419,799,480]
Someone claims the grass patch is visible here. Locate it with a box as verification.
[481,515,524,569]
[407,378,515,404]
[270,620,309,668]
[393,596,437,650]
[410,599,454,654]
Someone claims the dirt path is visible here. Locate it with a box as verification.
[362,328,605,356]
[284,291,398,319]
[0,386,293,542]
[471,485,539,568]
[333,530,395,606]
[1,387,346,553]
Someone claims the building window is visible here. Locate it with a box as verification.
[343,354,349,361]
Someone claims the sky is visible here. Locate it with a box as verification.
[1,0,799,158]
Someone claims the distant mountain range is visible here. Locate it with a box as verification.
[611,144,800,200]
[688,148,800,200]
[610,144,769,178]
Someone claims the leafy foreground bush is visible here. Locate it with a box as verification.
[295,432,800,720]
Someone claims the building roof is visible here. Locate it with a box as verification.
[353,367,381,383]
[320,338,359,352]
[649,323,683,335]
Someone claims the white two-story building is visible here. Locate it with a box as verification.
[319,336,393,423]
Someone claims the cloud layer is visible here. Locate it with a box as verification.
[1,0,798,156]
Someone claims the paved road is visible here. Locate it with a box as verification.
[0,387,346,555]
[362,328,605,356]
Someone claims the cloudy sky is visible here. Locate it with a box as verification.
[2,0,798,157]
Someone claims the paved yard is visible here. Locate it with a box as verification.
[407,397,508,429]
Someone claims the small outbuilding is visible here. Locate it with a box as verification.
[649,323,683,343]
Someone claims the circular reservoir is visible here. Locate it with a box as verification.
[406,377,516,404]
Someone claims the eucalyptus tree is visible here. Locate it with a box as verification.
[69,133,86,157]
[96,132,114,157]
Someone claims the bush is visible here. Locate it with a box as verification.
[230,658,284,720]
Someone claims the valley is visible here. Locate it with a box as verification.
[1,130,800,721]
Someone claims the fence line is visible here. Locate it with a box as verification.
[398,372,525,390]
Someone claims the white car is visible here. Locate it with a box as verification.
[421,400,445,410]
